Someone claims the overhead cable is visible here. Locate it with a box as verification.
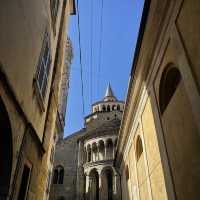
[76,0,85,117]
[90,0,94,106]
[97,0,104,99]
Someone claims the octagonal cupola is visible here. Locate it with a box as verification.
[91,83,124,113]
[85,83,124,125]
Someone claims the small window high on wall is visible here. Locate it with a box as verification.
[125,165,129,181]
[53,166,64,184]
[159,66,181,114]
[136,136,143,161]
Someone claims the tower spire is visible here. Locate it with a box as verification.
[105,83,114,97]
[103,83,117,101]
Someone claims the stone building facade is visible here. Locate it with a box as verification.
[50,85,124,200]
[0,0,75,199]
[42,37,74,200]
[115,0,200,200]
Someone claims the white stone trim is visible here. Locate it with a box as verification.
[122,85,148,163]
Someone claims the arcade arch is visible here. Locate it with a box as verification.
[101,167,114,200]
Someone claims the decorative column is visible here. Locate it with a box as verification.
[85,174,90,200]
[86,149,88,162]
[91,148,93,162]
[97,169,102,200]
[105,141,107,160]
[97,145,100,161]
[112,139,115,159]
[89,177,93,200]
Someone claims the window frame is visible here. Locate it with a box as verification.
[34,30,52,111]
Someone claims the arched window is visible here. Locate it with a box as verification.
[136,136,143,161]
[106,139,113,159]
[117,105,120,111]
[53,168,58,184]
[107,105,110,112]
[92,143,98,162]
[112,105,116,110]
[114,138,118,147]
[99,140,105,160]
[101,168,113,200]
[83,148,87,163]
[88,147,91,162]
[53,166,64,184]
[125,165,129,181]
[89,169,99,200]
[159,66,181,114]
[102,105,106,112]
[58,168,64,184]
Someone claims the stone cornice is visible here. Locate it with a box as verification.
[84,160,114,169]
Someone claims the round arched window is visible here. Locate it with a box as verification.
[136,136,143,161]
[159,66,181,114]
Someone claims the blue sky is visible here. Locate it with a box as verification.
[64,0,144,136]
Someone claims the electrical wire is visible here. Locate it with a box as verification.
[97,0,104,99]
[90,0,94,106]
[76,0,85,117]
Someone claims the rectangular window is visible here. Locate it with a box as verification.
[17,165,31,200]
[36,31,51,103]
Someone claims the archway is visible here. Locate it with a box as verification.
[99,140,105,160]
[112,105,116,111]
[159,65,200,199]
[89,169,99,200]
[92,143,98,162]
[101,168,113,200]
[87,145,91,162]
[0,97,13,199]
[106,139,113,159]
